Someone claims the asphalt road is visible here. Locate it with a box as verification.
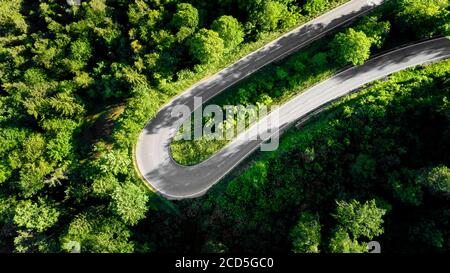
[136,1,450,199]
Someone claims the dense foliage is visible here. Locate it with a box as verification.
[0,0,350,253]
[0,0,449,253]
[171,0,448,165]
[151,60,450,253]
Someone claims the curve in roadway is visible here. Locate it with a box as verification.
[137,38,450,199]
[136,0,384,198]
[136,6,450,200]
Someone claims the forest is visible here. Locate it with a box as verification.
[171,0,450,165]
[0,0,449,253]
[169,61,450,253]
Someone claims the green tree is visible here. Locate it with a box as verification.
[188,29,225,64]
[329,228,367,253]
[355,16,391,49]
[13,199,60,232]
[97,149,131,176]
[14,133,54,197]
[333,199,386,240]
[110,182,149,226]
[31,38,63,71]
[211,15,245,51]
[258,0,286,31]
[331,28,372,66]
[151,29,176,51]
[0,0,28,35]
[388,169,423,206]
[303,0,328,15]
[42,118,78,163]
[396,0,450,38]
[310,52,328,69]
[172,3,199,29]
[61,212,134,253]
[128,0,163,43]
[409,220,444,249]
[329,198,387,254]
[0,163,11,184]
[84,218,134,253]
[65,39,92,72]
[419,165,450,197]
[47,93,85,118]
[91,173,120,198]
[290,212,321,253]
[176,26,195,42]
[351,153,376,181]
[17,161,53,197]
[14,230,55,253]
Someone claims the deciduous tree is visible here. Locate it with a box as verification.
[13,199,60,232]
[172,3,199,29]
[333,199,386,240]
[212,15,245,51]
[331,28,372,66]
[188,29,225,64]
[290,212,321,253]
[110,182,149,226]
